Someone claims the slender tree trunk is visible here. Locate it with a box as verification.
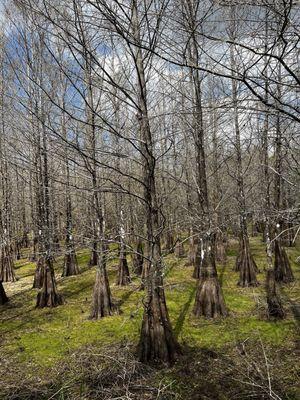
[273,64,294,284]
[211,103,227,265]
[74,35,115,317]
[229,6,258,287]
[132,239,144,276]
[0,65,16,283]
[61,108,79,277]
[114,98,130,285]
[36,113,63,307]
[261,13,273,271]
[183,0,227,316]
[131,1,180,364]
[187,228,198,267]
[32,102,46,289]
[116,211,131,285]
[174,237,184,258]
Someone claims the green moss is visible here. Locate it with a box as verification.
[0,237,299,376]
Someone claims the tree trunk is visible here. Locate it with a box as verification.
[0,281,8,305]
[193,236,227,318]
[211,102,227,266]
[62,249,79,277]
[174,238,184,258]
[116,243,131,285]
[229,6,258,287]
[274,237,294,283]
[266,269,284,319]
[35,88,63,306]
[187,230,197,266]
[61,107,79,278]
[33,256,45,288]
[116,207,131,285]
[77,37,115,318]
[132,1,180,364]
[36,257,63,308]
[132,240,144,276]
[193,239,203,279]
[0,244,16,282]
[214,231,227,265]
[90,256,116,318]
[89,240,98,267]
[237,234,259,287]
[138,266,180,363]
[181,1,227,317]
[165,231,174,253]
[272,77,294,284]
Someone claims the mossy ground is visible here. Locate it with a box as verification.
[0,236,299,399]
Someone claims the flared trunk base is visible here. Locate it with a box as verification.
[193,277,227,318]
[90,269,117,319]
[116,254,131,286]
[138,288,180,365]
[236,236,259,287]
[274,240,294,283]
[62,251,79,277]
[36,259,63,308]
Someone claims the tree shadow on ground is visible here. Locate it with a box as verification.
[174,285,197,338]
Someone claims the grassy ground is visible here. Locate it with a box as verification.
[0,236,299,399]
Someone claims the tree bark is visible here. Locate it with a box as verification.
[74,29,115,317]
[132,239,144,276]
[116,243,131,285]
[272,74,294,284]
[193,235,227,318]
[36,257,63,308]
[229,6,258,287]
[61,103,79,278]
[0,281,8,305]
[34,60,63,306]
[182,0,227,316]
[0,244,16,282]
[131,1,180,364]
[266,269,284,319]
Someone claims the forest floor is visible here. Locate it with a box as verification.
[0,236,299,400]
